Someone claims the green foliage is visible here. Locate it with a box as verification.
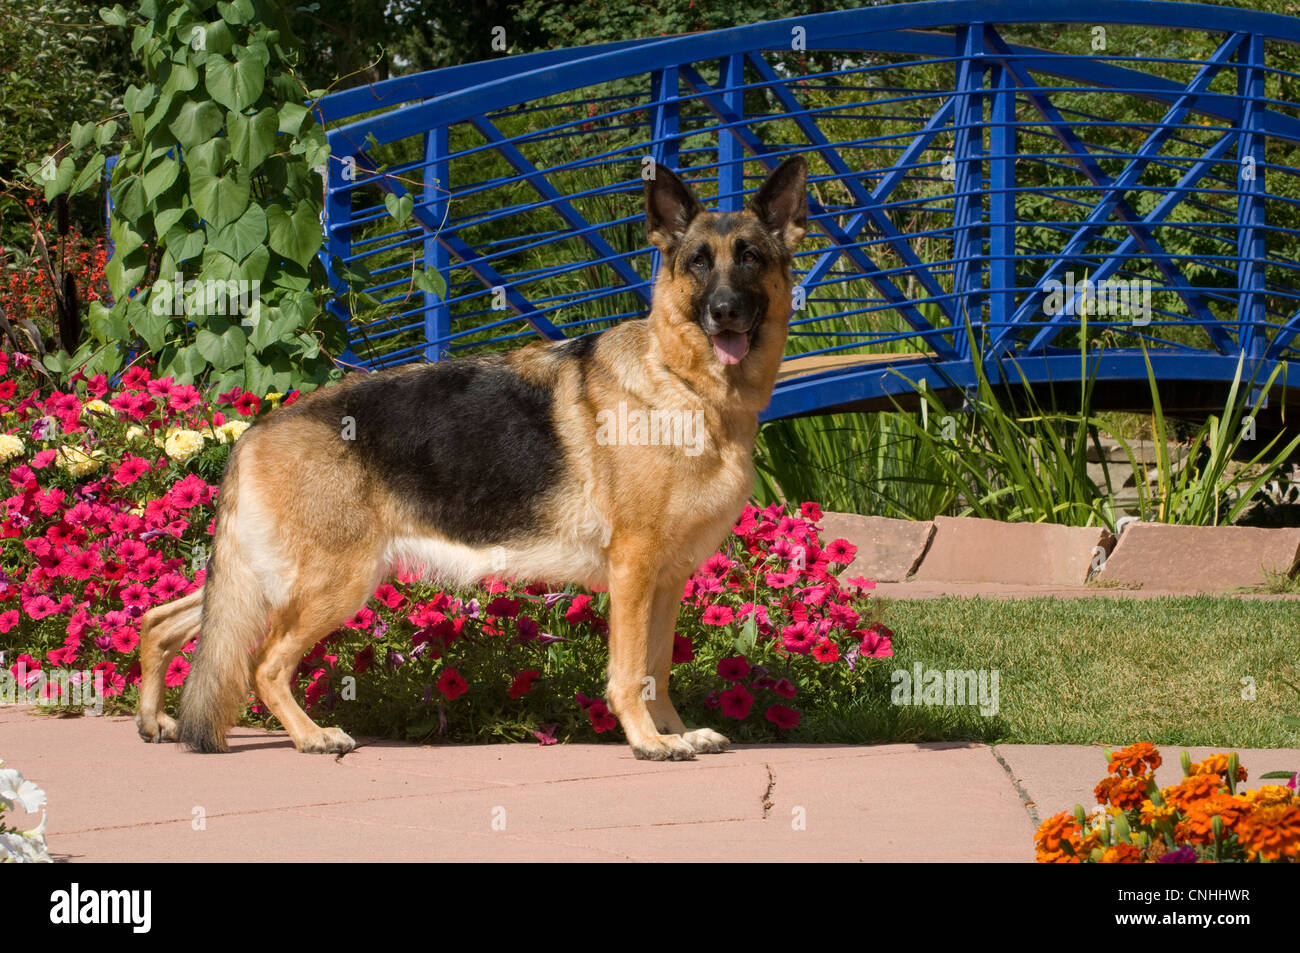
[0,0,131,250]
[23,0,367,396]
[1130,350,1300,525]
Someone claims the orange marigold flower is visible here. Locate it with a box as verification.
[1034,811,1080,854]
[1242,785,1297,809]
[1189,754,1247,783]
[1177,793,1250,845]
[1140,798,1177,826]
[1162,773,1225,812]
[1036,848,1081,864]
[1236,803,1300,862]
[1099,842,1142,863]
[1096,774,1151,811]
[1108,742,1162,778]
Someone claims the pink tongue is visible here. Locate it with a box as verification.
[711,331,749,365]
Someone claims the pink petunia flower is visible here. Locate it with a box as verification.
[765,705,801,730]
[437,667,468,700]
[672,633,694,664]
[586,700,617,733]
[811,638,840,663]
[720,684,754,720]
[701,604,734,626]
[165,655,190,687]
[716,655,750,682]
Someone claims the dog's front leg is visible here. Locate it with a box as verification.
[606,547,697,761]
[647,575,730,754]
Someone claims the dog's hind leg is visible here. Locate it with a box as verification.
[606,543,697,761]
[136,589,204,743]
[645,573,730,754]
[251,562,380,755]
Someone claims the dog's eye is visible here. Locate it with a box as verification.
[741,248,760,265]
[691,251,711,271]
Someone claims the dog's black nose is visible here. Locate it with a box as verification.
[708,291,740,326]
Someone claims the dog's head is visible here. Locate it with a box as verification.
[644,157,807,370]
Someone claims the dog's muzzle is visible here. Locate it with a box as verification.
[702,292,753,366]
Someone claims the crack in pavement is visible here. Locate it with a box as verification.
[760,762,775,818]
[990,745,1040,830]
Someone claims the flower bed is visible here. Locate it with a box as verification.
[1035,743,1300,862]
[0,353,895,744]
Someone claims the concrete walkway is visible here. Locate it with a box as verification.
[3,705,1296,862]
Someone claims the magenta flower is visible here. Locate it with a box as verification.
[716,655,750,682]
[720,685,754,720]
[165,655,190,687]
[701,604,734,626]
[765,705,801,730]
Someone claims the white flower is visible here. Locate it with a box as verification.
[0,766,46,813]
[0,813,51,863]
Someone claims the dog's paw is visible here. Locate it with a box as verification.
[630,733,697,762]
[136,712,179,744]
[298,726,356,755]
[682,727,730,754]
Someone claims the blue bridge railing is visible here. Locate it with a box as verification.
[317,0,1300,420]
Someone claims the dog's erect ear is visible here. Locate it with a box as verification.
[644,162,704,255]
[749,156,808,254]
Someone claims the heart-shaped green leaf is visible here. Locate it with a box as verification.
[210,203,267,263]
[169,99,223,148]
[190,164,250,229]
[205,53,265,112]
[267,200,323,267]
[228,107,279,171]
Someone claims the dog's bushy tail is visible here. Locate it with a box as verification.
[178,467,268,753]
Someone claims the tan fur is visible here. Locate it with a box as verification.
[136,158,807,760]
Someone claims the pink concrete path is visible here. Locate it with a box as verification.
[3,706,1296,862]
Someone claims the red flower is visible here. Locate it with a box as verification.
[857,622,893,658]
[701,604,734,626]
[373,583,405,609]
[716,655,750,682]
[486,596,520,619]
[720,685,754,720]
[824,538,857,565]
[165,655,190,687]
[509,669,540,699]
[565,593,597,626]
[233,392,261,416]
[811,638,840,663]
[437,667,468,700]
[586,700,617,733]
[773,677,798,699]
[672,633,694,663]
[765,705,801,730]
[353,644,374,674]
[112,455,151,486]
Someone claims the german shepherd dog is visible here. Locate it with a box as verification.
[135,156,807,761]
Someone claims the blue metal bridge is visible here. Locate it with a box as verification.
[316,0,1300,421]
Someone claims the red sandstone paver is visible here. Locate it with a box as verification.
[1,707,1033,862]
[820,513,934,582]
[910,516,1111,587]
[1098,523,1300,592]
[7,707,1296,862]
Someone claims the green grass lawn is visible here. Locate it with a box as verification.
[800,596,1300,748]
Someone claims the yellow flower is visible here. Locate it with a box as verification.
[264,392,284,408]
[218,420,250,443]
[125,425,148,442]
[164,429,205,464]
[82,399,115,418]
[0,433,24,462]
[56,445,103,477]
